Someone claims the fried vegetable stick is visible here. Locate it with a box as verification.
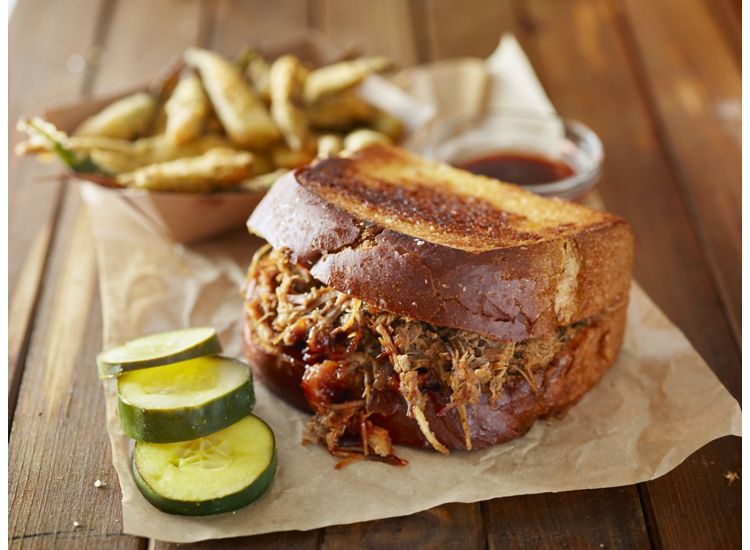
[343,129,391,153]
[306,90,374,130]
[117,147,253,192]
[164,70,209,145]
[88,134,232,174]
[246,53,272,103]
[18,117,231,174]
[16,117,101,173]
[75,92,157,139]
[303,56,392,104]
[184,48,279,148]
[316,134,343,159]
[269,55,310,151]
[238,168,288,193]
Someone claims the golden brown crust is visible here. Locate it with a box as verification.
[248,151,634,342]
[242,303,627,450]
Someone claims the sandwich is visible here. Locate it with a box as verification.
[242,144,633,465]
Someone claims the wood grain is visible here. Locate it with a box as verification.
[310,0,419,66]
[8,193,139,550]
[7,0,106,412]
[618,0,741,345]
[91,0,203,95]
[321,503,485,550]
[483,488,650,550]
[513,0,740,548]
[419,0,514,60]
[207,0,309,57]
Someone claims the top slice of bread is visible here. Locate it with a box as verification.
[248,144,634,342]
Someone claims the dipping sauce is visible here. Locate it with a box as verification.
[458,151,575,186]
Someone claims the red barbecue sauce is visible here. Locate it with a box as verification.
[458,151,574,186]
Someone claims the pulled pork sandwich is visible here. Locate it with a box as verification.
[242,144,633,465]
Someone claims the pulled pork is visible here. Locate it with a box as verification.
[243,245,576,464]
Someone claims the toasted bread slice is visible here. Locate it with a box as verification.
[248,144,633,342]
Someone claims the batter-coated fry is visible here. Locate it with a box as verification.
[269,55,309,151]
[165,70,209,145]
[75,92,157,139]
[184,48,279,148]
[304,56,392,104]
[117,147,254,192]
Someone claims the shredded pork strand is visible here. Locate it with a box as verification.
[244,246,577,459]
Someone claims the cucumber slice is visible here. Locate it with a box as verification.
[98,327,221,379]
[133,415,277,516]
[118,356,255,443]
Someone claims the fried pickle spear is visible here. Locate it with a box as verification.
[16,117,101,172]
[87,134,230,174]
[306,90,374,131]
[17,117,231,174]
[238,168,288,193]
[316,134,343,159]
[269,55,310,151]
[75,92,157,139]
[184,48,279,148]
[343,129,391,153]
[117,147,253,192]
[164,70,209,145]
[304,56,392,104]
[245,52,272,103]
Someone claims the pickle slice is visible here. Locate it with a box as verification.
[133,415,277,516]
[118,355,255,443]
[97,327,221,379]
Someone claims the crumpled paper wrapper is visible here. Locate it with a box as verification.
[82,35,740,543]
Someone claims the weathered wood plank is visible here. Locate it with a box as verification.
[484,488,650,550]
[513,0,740,547]
[419,0,514,60]
[701,0,741,65]
[8,192,140,550]
[153,531,317,550]
[207,0,309,57]
[8,0,106,411]
[618,0,741,344]
[321,503,485,550]
[311,0,419,66]
[91,0,203,95]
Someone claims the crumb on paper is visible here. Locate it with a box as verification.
[94,479,106,488]
[724,471,740,485]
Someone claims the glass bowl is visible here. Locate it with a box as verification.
[423,109,604,201]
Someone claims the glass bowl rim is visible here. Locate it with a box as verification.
[424,107,604,197]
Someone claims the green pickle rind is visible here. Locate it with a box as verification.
[97,328,222,379]
[118,377,256,443]
[132,419,277,516]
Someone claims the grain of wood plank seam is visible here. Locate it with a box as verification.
[701,0,741,67]
[612,0,741,353]
[8,0,118,423]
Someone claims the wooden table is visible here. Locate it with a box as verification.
[9,0,741,548]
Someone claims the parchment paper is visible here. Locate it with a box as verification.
[81,35,741,543]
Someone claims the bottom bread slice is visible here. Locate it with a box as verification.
[242,245,628,456]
